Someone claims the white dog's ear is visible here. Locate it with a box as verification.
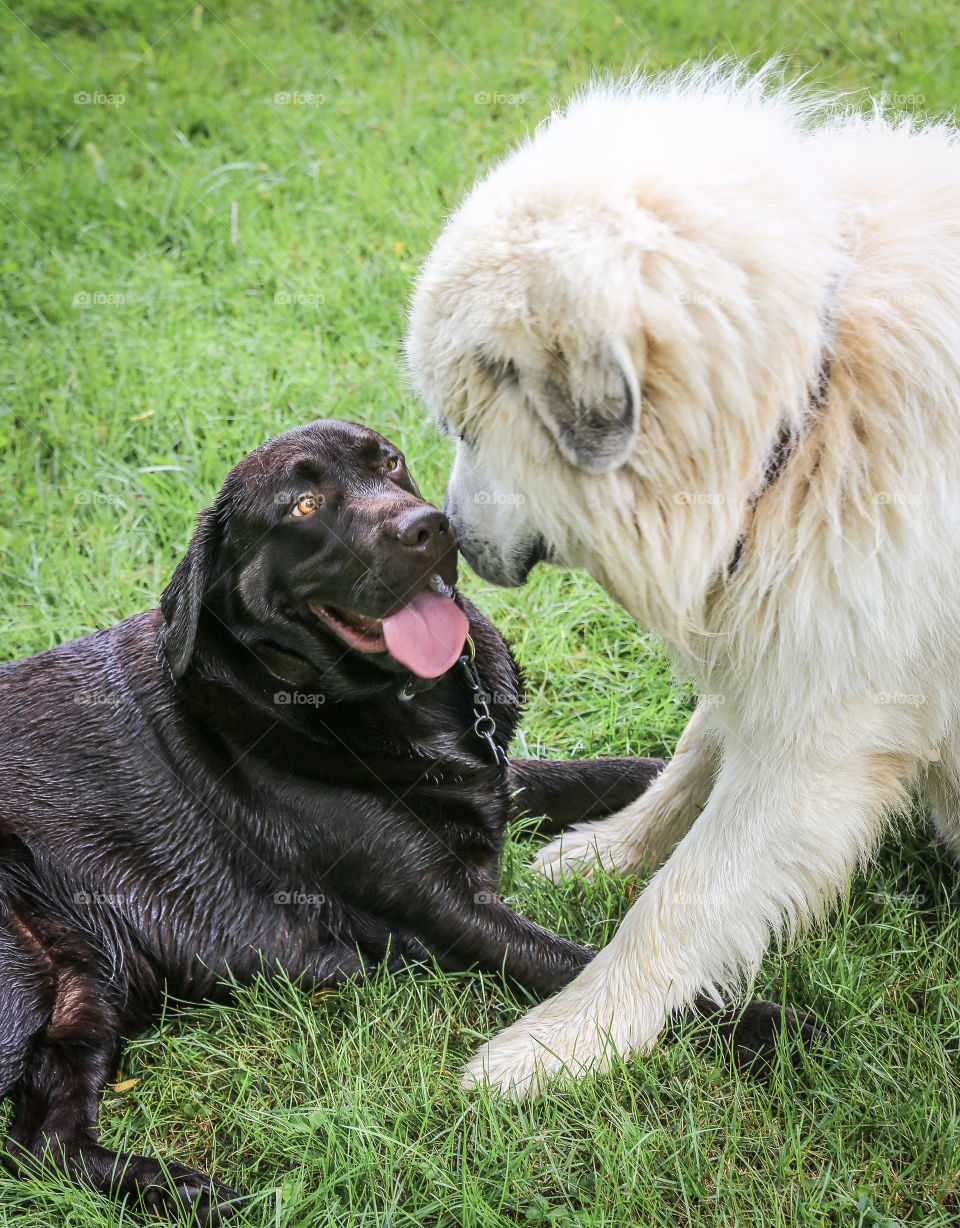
[527,339,640,473]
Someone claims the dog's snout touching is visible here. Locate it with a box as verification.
[396,505,451,549]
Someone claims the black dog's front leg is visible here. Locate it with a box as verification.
[407,880,592,999]
[408,886,827,1068]
[507,756,666,834]
[391,874,828,1070]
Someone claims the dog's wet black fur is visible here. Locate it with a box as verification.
[0,420,821,1222]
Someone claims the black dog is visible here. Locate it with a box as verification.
[0,420,816,1223]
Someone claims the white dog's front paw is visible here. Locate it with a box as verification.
[461,1008,600,1097]
[461,991,652,1097]
[529,820,630,883]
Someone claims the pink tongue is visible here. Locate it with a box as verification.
[382,589,470,678]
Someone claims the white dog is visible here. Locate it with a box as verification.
[404,65,960,1095]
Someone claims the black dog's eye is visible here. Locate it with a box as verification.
[385,456,401,472]
[292,494,319,517]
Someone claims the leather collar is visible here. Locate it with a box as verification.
[728,358,831,576]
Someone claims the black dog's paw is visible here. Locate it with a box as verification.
[683,995,829,1073]
[138,1163,244,1226]
[726,999,830,1072]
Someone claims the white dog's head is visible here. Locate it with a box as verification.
[405,173,655,587]
[421,241,648,588]
[405,72,839,638]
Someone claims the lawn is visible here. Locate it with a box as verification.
[1,0,959,1223]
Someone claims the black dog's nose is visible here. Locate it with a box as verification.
[396,505,450,548]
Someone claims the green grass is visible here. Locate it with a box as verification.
[1,0,959,1223]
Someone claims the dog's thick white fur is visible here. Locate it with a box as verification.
[405,65,960,1096]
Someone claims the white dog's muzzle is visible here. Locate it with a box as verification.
[444,441,548,587]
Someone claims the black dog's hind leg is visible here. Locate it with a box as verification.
[508,756,666,835]
[3,956,240,1226]
[0,915,56,1098]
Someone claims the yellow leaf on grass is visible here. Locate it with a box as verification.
[109,1077,141,1093]
[392,240,406,255]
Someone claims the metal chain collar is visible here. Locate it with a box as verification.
[459,635,509,770]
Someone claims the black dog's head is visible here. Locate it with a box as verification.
[159,420,467,693]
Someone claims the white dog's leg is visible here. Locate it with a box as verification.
[531,704,718,882]
[467,739,911,1096]
[919,728,960,863]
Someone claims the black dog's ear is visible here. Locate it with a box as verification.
[159,505,222,679]
[527,339,640,473]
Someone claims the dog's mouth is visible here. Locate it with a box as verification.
[308,604,387,654]
[306,576,469,679]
